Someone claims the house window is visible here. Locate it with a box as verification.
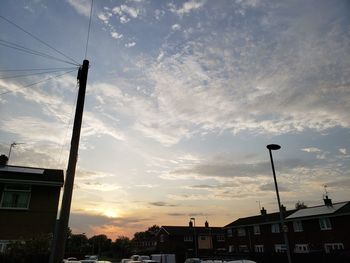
[0,240,9,254]
[238,245,249,252]
[228,245,234,253]
[324,243,344,253]
[227,228,232,237]
[294,244,309,253]
[293,220,303,232]
[0,185,31,209]
[184,235,193,242]
[216,235,225,242]
[253,225,260,235]
[200,236,206,241]
[160,234,165,243]
[319,218,332,230]
[274,244,287,253]
[254,245,264,253]
[271,223,280,233]
[237,227,246,236]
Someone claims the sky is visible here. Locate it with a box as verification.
[0,0,350,239]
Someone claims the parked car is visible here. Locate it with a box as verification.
[63,258,80,263]
[121,259,131,263]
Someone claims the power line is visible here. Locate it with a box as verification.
[0,14,80,65]
[0,68,77,79]
[0,67,77,72]
[0,39,80,66]
[85,0,94,59]
[0,69,77,96]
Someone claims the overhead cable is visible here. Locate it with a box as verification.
[0,69,77,96]
[0,14,80,65]
[0,39,80,66]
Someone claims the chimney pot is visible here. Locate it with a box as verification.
[205,221,209,228]
[0,155,8,166]
[281,205,286,212]
[189,221,193,227]
[261,207,267,215]
[324,195,333,207]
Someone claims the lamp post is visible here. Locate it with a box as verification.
[190,217,197,258]
[266,144,292,263]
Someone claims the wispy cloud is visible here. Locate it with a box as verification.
[301,147,322,153]
[169,0,206,16]
[66,0,92,17]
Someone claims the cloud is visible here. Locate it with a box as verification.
[112,4,140,24]
[169,0,206,15]
[259,183,289,192]
[77,182,122,192]
[66,0,92,17]
[111,31,123,39]
[125,42,136,47]
[301,147,322,153]
[98,12,112,24]
[149,201,177,207]
[339,148,347,155]
[69,212,150,238]
[171,24,181,31]
[169,158,306,179]
[326,178,350,190]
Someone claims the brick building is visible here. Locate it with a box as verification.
[224,197,350,259]
[0,157,64,252]
[156,221,226,263]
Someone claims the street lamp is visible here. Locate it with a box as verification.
[266,144,292,263]
[190,217,198,258]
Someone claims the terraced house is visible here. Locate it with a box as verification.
[224,197,350,256]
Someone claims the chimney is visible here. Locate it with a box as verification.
[260,207,267,215]
[324,195,333,207]
[281,205,286,212]
[0,155,8,166]
[189,221,193,227]
[205,221,209,228]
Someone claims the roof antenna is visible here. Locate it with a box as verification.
[323,184,333,207]
[256,200,261,211]
[8,142,25,163]
[323,184,329,198]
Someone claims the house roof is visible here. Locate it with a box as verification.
[160,226,224,236]
[225,201,350,228]
[0,165,64,186]
[286,201,350,220]
[224,210,296,228]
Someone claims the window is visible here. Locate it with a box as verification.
[200,236,206,241]
[324,243,344,253]
[160,234,165,243]
[216,235,225,242]
[294,244,309,253]
[184,235,193,242]
[0,240,9,254]
[228,245,234,253]
[274,244,287,253]
[227,228,232,237]
[271,223,280,233]
[293,220,303,232]
[319,218,332,230]
[237,227,246,236]
[253,225,260,235]
[0,185,31,209]
[254,245,264,253]
[238,245,249,252]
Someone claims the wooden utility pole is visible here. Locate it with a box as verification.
[50,60,89,263]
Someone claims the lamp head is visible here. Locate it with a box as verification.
[266,144,281,150]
